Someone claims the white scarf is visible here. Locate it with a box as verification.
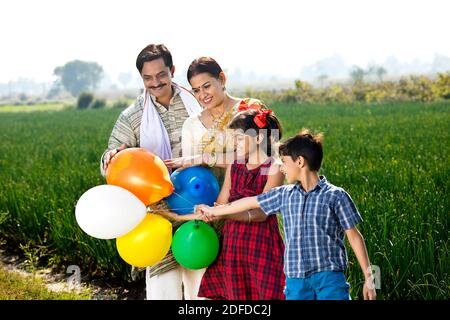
[140,83,201,160]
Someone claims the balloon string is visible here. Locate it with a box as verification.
[148,191,200,213]
[171,191,198,207]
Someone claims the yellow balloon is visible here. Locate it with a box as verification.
[116,214,172,267]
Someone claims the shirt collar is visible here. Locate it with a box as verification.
[291,175,328,194]
[150,83,180,110]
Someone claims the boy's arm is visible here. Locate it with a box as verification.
[200,196,260,218]
[346,227,377,300]
[217,163,285,223]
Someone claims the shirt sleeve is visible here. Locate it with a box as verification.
[334,189,363,230]
[99,111,137,176]
[256,186,284,216]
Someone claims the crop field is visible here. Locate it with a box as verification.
[0,101,448,299]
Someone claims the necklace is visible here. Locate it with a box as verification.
[208,106,226,122]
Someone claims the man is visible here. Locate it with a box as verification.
[100,44,204,300]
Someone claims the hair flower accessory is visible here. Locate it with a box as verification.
[254,109,272,128]
[238,100,263,112]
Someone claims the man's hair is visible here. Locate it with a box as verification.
[187,57,223,82]
[279,129,324,171]
[136,44,173,73]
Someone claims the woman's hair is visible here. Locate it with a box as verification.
[187,57,223,82]
[228,109,283,157]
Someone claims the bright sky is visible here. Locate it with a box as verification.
[1,0,449,83]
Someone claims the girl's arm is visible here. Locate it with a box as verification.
[155,210,203,222]
[215,164,232,205]
[346,227,377,300]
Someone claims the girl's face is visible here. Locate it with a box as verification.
[233,130,260,162]
[189,72,226,109]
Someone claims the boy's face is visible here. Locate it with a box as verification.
[280,155,302,183]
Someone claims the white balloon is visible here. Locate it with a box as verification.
[75,185,147,239]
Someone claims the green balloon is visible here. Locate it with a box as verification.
[172,220,219,270]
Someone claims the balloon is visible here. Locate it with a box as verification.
[106,147,174,206]
[171,220,219,269]
[166,166,220,214]
[116,214,172,267]
[75,185,147,240]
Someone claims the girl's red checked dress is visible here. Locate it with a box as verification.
[198,158,285,300]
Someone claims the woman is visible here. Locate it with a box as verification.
[164,56,262,177]
[162,57,285,300]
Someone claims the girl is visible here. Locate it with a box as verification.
[197,107,286,300]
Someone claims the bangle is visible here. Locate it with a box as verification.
[247,210,252,223]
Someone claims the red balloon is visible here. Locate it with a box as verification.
[106,148,174,205]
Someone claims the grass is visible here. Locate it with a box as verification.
[0,101,449,299]
[0,266,91,300]
[0,103,68,113]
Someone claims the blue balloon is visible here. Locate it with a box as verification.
[165,166,220,214]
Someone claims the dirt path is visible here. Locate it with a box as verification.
[0,251,146,300]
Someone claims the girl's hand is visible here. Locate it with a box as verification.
[155,210,180,222]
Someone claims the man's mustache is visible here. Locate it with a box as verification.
[148,83,167,90]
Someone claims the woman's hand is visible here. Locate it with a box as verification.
[163,155,202,171]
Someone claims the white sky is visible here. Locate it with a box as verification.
[1,0,449,83]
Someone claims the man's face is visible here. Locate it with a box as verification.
[280,155,301,183]
[141,58,174,99]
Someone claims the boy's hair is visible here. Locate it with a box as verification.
[279,129,323,171]
[228,109,283,157]
[136,44,173,74]
[187,57,223,82]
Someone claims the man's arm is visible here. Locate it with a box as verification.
[100,112,137,176]
[346,227,377,300]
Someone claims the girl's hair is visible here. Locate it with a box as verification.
[187,57,223,82]
[228,109,283,157]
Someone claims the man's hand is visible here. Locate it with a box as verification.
[103,144,127,172]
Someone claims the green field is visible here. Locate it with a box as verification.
[0,102,449,299]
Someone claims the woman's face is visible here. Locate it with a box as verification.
[189,72,225,109]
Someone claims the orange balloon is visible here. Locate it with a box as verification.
[106,148,174,205]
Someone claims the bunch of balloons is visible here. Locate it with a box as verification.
[75,148,221,269]
[75,148,174,267]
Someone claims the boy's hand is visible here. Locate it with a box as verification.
[363,278,377,300]
[196,204,216,222]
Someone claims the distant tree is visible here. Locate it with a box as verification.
[54,60,103,96]
[350,66,366,84]
[77,92,94,109]
[376,67,387,82]
[118,72,133,88]
[316,74,329,87]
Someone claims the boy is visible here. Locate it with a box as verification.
[198,129,377,300]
